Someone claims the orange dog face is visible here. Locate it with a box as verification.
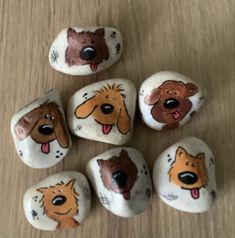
[168,147,208,199]
[37,179,79,229]
[14,101,70,154]
[75,83,130,135]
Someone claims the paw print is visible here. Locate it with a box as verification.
[51,50,59,63]
[139,90,144,96]
[161,193,178,201]
[74,124,82,133]
[167,154,173,163]
[140,164,148,175]
[145,188,152,198]
[55,150,63,159]
[115,43,121,54]
[31,210,39,220]
[83,187,91,200]
[209,157,215,166]
[83,92,88,100]
[32,195,38,202]
[110,31,116,38]
[19,150,23,157]
[98,193,111,209]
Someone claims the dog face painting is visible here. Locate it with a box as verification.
[153,137,217,213]
[67,79,136,145]
[75,83,130,135]
[49,26,123,75]
[168,147,208,199]
[23,171,91,230]
[86,148,153,217]
[97,149,138,200]
[65,28,109,72]
[11,90,71,168]
[37,179,79,229]
[139,71,205,130]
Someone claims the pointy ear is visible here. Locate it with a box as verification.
[119,149,130,160]
[95,28,105,37]
[37,187,48,194]
[75,96,97,119]
[117,101,130,134]
[185,83,198,97]
[196,152,205,161]
[144,88,161,105]
[65,179,75,189]
[67,28,78,45]
[97,159,104,167]
[14,106,41,139]
[176,146,188,159]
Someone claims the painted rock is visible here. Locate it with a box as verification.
[153,137,217,213]
[67,79,136,145]
[49,26,122,75]
[10,89,71,169]
[86,147,153,217]
[23,171,91,230]
[139,71,205,130]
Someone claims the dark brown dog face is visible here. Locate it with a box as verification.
[65,28,109,72]
[14,102,70,154]
[97,149,138,200]
[144,80,198,128]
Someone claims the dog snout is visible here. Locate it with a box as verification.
[163,98,180,109]
[101,103,114,114]
[38,124,54,135]
[80,46,97,60]
[178,171,198,185]
[112,170,127,188]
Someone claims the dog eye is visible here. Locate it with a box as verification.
[167,90,171,94]
[44,114,50,119]
[105,95,109,99]
[186,161,189,166]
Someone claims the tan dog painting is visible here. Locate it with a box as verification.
[144,80,198,129]
[37,179,79,229]
[75,83,130,135]
[168,147,208,199]
[97,149,138,200]
[14,101,70,154]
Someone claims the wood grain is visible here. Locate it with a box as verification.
[0,0,234,237]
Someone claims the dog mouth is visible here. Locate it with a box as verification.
[41,142,50,154]
[54,208,72,215]
[123,191,130,200]
[190,188,200,199]
[172,110,181,120]
[102,124,113,135]
[90,63,97,72]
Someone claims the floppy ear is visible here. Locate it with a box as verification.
[67,28,78,45]
[75,96,97,119]
[117,101,130,134]
[54,109,70,148]
[14,107,41,139]
[97,159,105,167]
[176,146,188,159]
[144,88,161,105]
[95,28,105,38]
[185,83,198,97]
[119,149,129,160]
[65,179,75,189]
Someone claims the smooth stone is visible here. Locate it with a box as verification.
[23,171,91,230]
[153,137,217,213]
[10,89,71,169]
[139,71,205,130]
[49,26,123,75]
[67,79,136,145]
[86,147,153,217]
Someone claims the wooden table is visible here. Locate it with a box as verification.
[0,0,234,237]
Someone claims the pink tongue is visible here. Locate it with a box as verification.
[90,63,97,72]
[123,191,130,200]
[41,143,50,154]
[173,111,181,120]
[191,188,200,199]
[102,125,112,135]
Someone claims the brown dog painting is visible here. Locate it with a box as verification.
[37,179,79,229]
[97,149,138,200]
[14,101,70,154]
[75,83,130,135]
[65,28,109,72]
[144,80,198,129]
[168,147,208,199]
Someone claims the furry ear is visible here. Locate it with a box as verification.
[14,107,41,139]
[97,159,104,167]
[117,101,130,134]
[95,28,105,37]
[196,152,205,161]
[75,96,97,119]
[185,83,198,97]
[144,88,161,105]
[54,108,70,148]
[176,146,188,158]
[65,179,75,189]
[37,187,48,194]
[119,149,129,160]
[67,28,78,45]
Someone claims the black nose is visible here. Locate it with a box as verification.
[112,170,127,188]
[80,46,97,60]
[51,195,67,206]
[101,104,114,114]
[38,125,54,135]
[178,172,198,185]
[163,98,180,109]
